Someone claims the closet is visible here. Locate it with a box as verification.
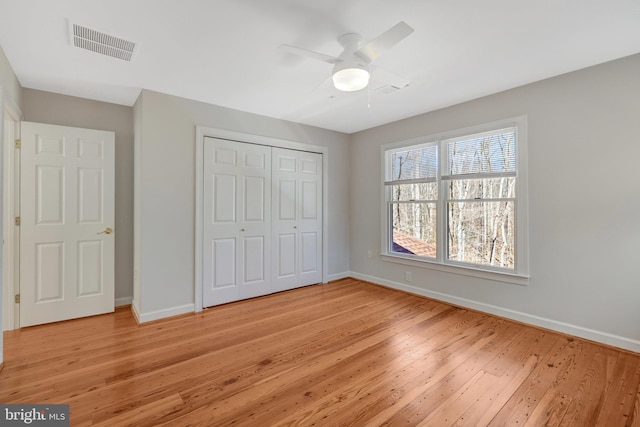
[202,137,322,307]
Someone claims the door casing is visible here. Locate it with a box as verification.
[2,99,22,330]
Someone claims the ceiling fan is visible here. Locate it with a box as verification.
[280,21,414,92]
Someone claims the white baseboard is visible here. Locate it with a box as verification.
[115,296,133,307]
[135,303,195,324]
[349,271,640,354]
[327,271,351,282]
[130,301,141,324]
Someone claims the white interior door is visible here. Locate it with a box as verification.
[19,122,115,327]
[272,148,322,292]
[203,138,271,307]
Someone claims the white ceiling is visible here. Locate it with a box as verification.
[1,0,639,134]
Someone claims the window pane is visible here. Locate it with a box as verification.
[391,202,436,257]
[391,145,438,181]
[391,183,438,201]
[447,201,514,269]
[448,177,516,200]
[447,129,515,176]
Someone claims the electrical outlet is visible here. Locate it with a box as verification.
[405,271,412,282]
[367,250,372,259]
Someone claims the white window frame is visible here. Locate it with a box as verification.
[380,116,529,285]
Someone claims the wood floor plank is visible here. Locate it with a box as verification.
[488,335,593,426]
[385,326,560,426]
[1,279,639,426]
[519,340,593,426]
[2,285,388,400]
[72,286,431,424]
[592,351,640,426]
[169,301,454,425]
[70,287,420,423]
[558,347,623,427]
[256,311,503,426]
[359,319,519,426]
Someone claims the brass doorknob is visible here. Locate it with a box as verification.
[98,227,113,235]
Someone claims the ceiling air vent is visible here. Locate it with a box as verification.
[375,83,410,95]
[71,23,136,61]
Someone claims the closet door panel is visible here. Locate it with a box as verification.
[203,138,271,307]
[271,148,299,292]
[272,148,323,291]
[297,151,323,286]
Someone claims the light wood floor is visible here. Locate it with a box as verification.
[1,278,639,426]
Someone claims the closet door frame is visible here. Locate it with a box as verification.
[194,126,328,312]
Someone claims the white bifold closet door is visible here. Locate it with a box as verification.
[202,138,322,308]
[271,147,323,292]
[203,138,272,307]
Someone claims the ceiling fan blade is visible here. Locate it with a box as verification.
[356,21,414,63]
[279,44,340,64]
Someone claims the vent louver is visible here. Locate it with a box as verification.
[375,83,409,94]
[71,24,136,61]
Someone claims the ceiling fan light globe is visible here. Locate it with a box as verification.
[333,68,370,91]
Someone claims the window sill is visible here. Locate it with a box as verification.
[381,253,530,286]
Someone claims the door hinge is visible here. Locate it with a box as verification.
[14,217,20,226]
[15,294,20,304]
[15,139,21,149]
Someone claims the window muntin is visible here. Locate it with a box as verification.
[383,121,527,277]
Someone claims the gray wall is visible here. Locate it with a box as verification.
[0,46,21,109]
[349,53,640,351]
[134,90,350,316]
[22,89,134,304]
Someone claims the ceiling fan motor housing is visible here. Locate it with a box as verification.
[332,33,371,91]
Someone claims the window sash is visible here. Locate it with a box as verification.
[384,177,437,186]
[389,201,437,258]
[386,142,438,183]
[446,200,515,270]
[444,127,517,177]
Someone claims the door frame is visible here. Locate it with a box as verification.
[2,96,22,330]
[194,126,328,312]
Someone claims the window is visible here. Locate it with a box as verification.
[383,117,528,280]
